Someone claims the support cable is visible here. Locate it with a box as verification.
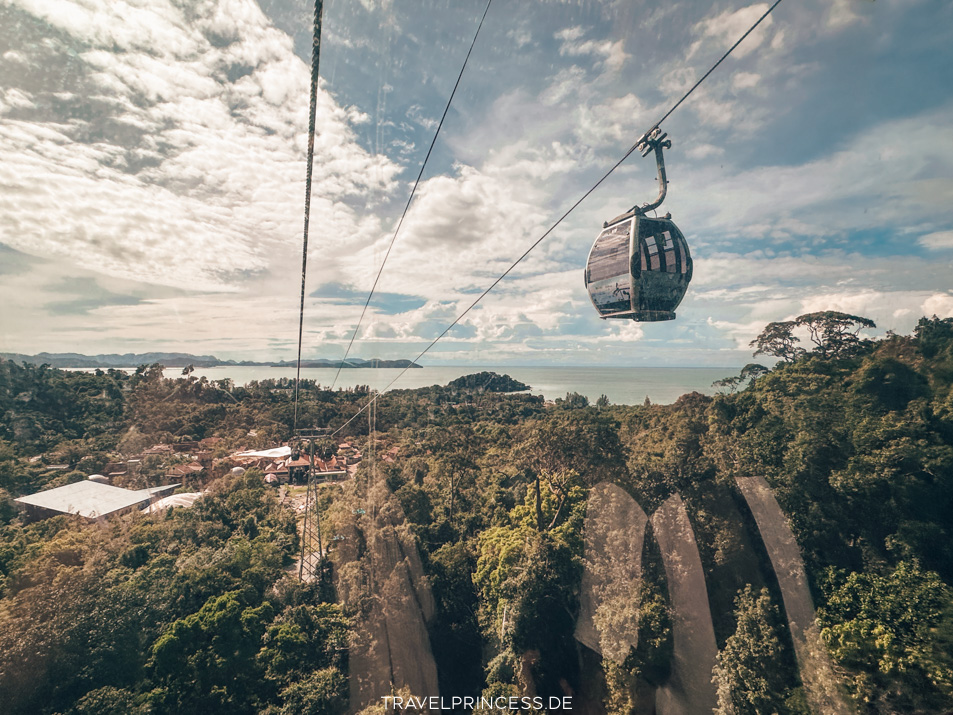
[293,0,325,432]
[330,0,785,436]
[331,0,495,390]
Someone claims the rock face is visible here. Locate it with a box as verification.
[336,475,846,715]
[651,494,719,715]
[575,486,719,714]
[736,476,850,715]
[335,482,439,712]
[575,482,648,662]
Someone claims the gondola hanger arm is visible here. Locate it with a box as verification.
[603,128,672,227]
[634,128,671,215]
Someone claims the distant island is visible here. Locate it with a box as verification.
[447,371,530,393]
[0,352,423,369]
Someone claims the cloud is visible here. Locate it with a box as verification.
[690,3,776,60]
[922,293,953,319]
[43,276,143,315]
[0,242,38,275]
[309,281,426,315]
[685,143,724,160]
[797,289,941,329]
[825,0,870,31]
[731,71,761,91]
[1,0,949,369]
[671,106,953,248]
[330,158,560,307]
[0,0,399,292]
[556,26,628,73]
[684,246,953,353]
[919,230,953,250]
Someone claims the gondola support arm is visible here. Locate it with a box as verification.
[633,128,671,215]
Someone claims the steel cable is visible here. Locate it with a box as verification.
[293,0,325,432]
[330,0,786,436]
[330,0,495,390]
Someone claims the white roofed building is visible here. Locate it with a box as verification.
[15,481,179,521]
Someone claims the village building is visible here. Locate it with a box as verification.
[227,445,351,485]
[192,450,214,466]
[142,491,203,514]
[15,479,179,522]
[141,444,175,456]
[166,461,205,483]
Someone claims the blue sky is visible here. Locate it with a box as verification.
[0,0,951,366]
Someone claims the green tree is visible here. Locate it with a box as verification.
[68,686,148,715]
[277,668,346,715]
[750,320,805,362]
[149,588,276,712]
[257,602,349,687]
[315,437,337,460]
[818,561,953,709]
[428,541,483,697]
[739,363,769,382]
[474,483,587,699]
[715,364,770,394]
[712,586,790,715]
[560,391,590,409]
[796,311,876,359]
[422,424,479,531]
[751,312,876,362]
[914,315,953,359]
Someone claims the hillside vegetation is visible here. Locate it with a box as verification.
[0,315,952,714]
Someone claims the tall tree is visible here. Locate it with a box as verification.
[516,413,624,529]
[795,311,876,359]
[750,321,805,362]
[751,312,876,361]
[712,586,790,715]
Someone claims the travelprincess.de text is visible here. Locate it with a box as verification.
[381,696,573,711]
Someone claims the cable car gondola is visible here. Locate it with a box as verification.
[585,129,692,321]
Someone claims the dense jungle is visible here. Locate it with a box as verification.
[1,313,952,715]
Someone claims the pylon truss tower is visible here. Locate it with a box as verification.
[297,427,328,581]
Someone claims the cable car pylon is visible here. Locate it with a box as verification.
[297,426,330,581]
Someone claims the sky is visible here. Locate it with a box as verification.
[0,0,951,367]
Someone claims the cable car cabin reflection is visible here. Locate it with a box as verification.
[585,211,692,321]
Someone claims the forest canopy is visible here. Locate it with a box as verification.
[1,314,952,713]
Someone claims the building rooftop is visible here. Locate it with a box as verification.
[15,481,178,519]
[142,491,203,514]
[234,446,292,459]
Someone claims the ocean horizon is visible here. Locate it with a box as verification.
[150,364,743,406]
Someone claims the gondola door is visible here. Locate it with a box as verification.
[585,215,636,318]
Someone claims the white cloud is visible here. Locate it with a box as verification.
[919,231,953,250]
[0,88,36,111]
[575,93,646,144]
[691,3,775,60]
[922,293,953,319]
[508,27,533,49]
[0,0,400,291]
[685,143,724,160]
[672,106,953,243]
[731,71,761,91]
[1,0,949,368]
[555,27,628,73]
[826,0,869,31]
[591,321,645,343]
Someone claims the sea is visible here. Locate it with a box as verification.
[156,365,740,406]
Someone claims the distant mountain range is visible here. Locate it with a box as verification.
[0,352,422,369]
